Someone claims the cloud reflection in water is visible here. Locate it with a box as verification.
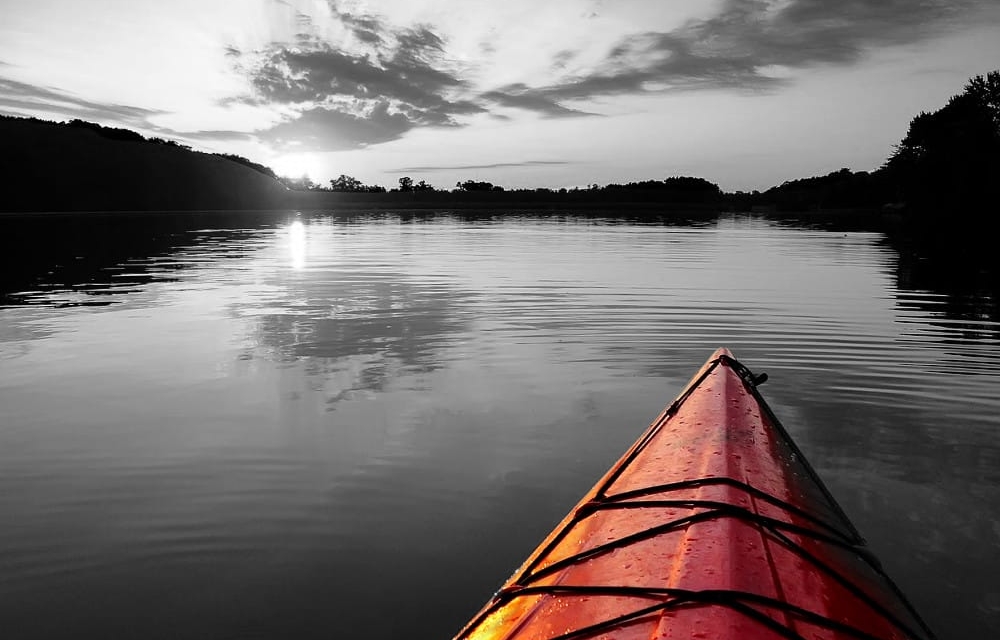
[237,223,479,409]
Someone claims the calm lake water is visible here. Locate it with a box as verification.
[1,211,997,639]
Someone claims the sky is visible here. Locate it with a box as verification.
[2,0,999,191]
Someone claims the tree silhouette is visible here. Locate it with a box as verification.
[965,71,1000,130]
[457,180,504,192]
[330,174,363,191]
[885,70,1000,216]
[398,176,414,192]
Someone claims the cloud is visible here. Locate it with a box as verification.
[510,0,998,101]
[0,76,162,127]
[249,42,480,119]
[328,0,385,45]
[233,0,997,149]
[258,101,414,150]
[480,84,596,118]
[0,76,265,148]
[392,160,573,172]
[178,129,255,142]
[0,75,276,152]
[236,4,485,150]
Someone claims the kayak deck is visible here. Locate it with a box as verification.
[454,349,935,640]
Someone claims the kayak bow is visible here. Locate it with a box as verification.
[454,348,935,640]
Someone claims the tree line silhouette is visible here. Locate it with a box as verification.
[1,70,996,219]
[728,71,1000,219]
[281,71,999,217]
[282,173,722,202]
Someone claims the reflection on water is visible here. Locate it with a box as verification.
[238,267,477,407]
[0,212,998,639]
[288,219,307,270]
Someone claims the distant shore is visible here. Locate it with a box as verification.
[0,201,882,216]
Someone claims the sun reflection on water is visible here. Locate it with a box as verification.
[288,220,306,269]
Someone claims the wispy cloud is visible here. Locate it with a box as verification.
[0,76,162,127]
[480,84,596,118]
[330,1,386,45]
[391,160,573,172]
[178,129,255,142]
[504,0,998,102]
[0,75,258,146]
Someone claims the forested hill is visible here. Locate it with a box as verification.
[0,116,289,212]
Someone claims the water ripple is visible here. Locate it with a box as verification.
[0,213,997,639]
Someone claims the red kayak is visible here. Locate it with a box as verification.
[454,348,936,640]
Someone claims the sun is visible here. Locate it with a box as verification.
[271,153,322,183]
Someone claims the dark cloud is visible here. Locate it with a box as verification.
[392,160,573,172]
[244,39,482,148]
[516,0,996,101]
[258,102,414,150]
[480,85,596,118]
[239,5,487,150]
[0,76,162,127]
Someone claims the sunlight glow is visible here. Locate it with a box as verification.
[288,220,306,269]
[273,153,323,184]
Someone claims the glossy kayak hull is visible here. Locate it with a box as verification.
[454,348,935,640]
